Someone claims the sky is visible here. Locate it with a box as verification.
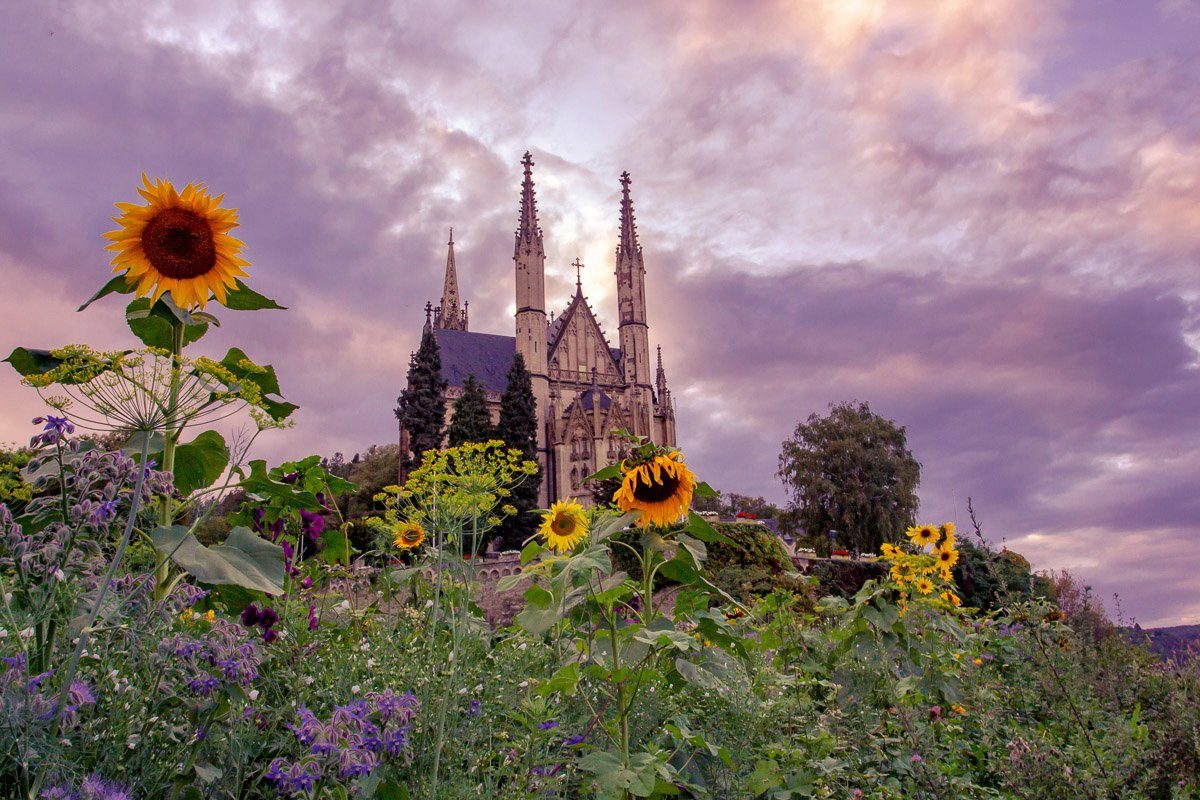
[1,0,1198,626]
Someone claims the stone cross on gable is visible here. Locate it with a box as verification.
[572,257,584,289]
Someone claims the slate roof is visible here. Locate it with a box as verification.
[433,329,516,393]
[574,388,613,411]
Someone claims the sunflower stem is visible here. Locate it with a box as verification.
[154,317,185,600]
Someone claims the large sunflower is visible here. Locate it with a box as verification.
[538,500,589,554]
[906,524,939,549]
[393,520,426,550]
[104,174,248,309]
[613,450,697,528]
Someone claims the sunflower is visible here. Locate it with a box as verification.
[939,522,957,547]
[104,174,249,309]
[613,450,697,528]
[538,500,589,554]
[915,577,935,595]
[880,542,898,559]
[938,564,955,582]
[935,545,960,569]
[891,563,916,584]
[940,590,962,607]
[906,524,939,548]
[393,520,426,550]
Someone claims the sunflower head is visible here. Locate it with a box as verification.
[915,577,935,595]
[939,522,957,547]
[906,524,939,548]
[936,545,959,568]
[612,450,697,528]
[393,520,426,550]
[538,500,589,554]
[891,563,916,584]
[104,174,249,310]
[940,590,962,608]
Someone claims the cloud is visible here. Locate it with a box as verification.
[1,0,1198,626]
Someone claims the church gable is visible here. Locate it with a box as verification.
[547,294,623,384]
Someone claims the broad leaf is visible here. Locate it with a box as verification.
[78,275,135,311]
[125,297,209,348]
[150,525,286,595]
[584,464,622,483]
[4,347,63,378]
[169,430,229,495]
[222,280,286,311]
[218,347,297,421]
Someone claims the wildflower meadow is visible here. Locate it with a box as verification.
[1,177,1197,800]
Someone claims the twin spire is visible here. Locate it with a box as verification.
[432,227,467,331]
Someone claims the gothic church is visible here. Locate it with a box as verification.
[401,152,677,506]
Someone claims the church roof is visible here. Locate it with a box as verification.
[432,329,516,394]
[575,388,613,411]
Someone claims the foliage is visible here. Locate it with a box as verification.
[494,353,542,551]
[953,539,1054,612]
[0,444,32,506]
[704,522,813,605]
[394,327,447,469]
[692,491,782,520]
[778,400,920,554]
[447,374,493,447]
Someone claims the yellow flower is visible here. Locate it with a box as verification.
[939,522,957,547]
[972,657,983,666]
[906,524,939,548]
[612,450,697,528]
[935,544,960,569]
[393,520,426,550]
[104,174,249,309]
[203,609,216,622]
[938,565,955,582]
[891,563,916,584]
[950,703,967,715]
[940,590,961,607]
[538,500,589,554]
[179,609,194,622]
[880,542,898,558]
[915,577,934,595]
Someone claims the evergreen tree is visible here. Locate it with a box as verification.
[495,353,542,550]
[446,375,493,446]
[394,328,447,468]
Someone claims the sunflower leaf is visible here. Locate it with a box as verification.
[169,430,230,495]
[222,280,286,311]
[150,525,285,595]
[585,464,622,483]
[125,298,209,348]
[78,275,135,312]
[3,347,63,378]
[217,348,297,421]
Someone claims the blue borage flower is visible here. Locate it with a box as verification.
[268,691,420,795]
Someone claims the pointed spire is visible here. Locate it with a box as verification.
[423,300,433,331]
[434,227,467,330]
[515,151,543,256]
[655,344,668,398]
[617,171,640,259]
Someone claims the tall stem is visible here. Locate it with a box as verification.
[154,320,185,598]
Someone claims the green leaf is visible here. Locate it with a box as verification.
[218,347,297,421]
[170,430,229,495]
[694,481,718,499]
[584,464,622,483]
[373,779,409,800]
[318,525,351,565]
[519,539,544,565]
[222,280,286,311]
[125,297,209,348]
[78,275,135,311]
[4,347,63,378]
[680,511,728,544]
[537,663,580,697]
[150,525,286,595]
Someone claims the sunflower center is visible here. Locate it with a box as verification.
[402,530,421,544]
[142,207,217,279]
[631,467,681,504]
[552,515,576,536]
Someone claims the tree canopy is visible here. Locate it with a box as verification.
[447,374,493,447]
[777,400,920,554]
[395,328,447,468]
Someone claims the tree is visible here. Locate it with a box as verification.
[395,328,447,468]
[777,400,920,554]
[447,375,493,447]
[494,353,542,550]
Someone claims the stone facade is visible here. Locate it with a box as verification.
[401,152,677,506]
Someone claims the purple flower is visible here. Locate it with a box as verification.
[468,699,482,717]
[307,604,319,631]
[300,509,326,542]
[241,604,261,627]
[283,762,320,793]
[280,471,300,485]
[538,720,559,730]
[337,746,379,778]
[89,499,119,526]
[564,733,585,746]
[262,628,280,644]
[258,607,280,629]
[39,787,77,800]
[79,775,132,800]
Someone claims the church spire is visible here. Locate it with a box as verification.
[617,171,640,259]
[655,344,667,395]
[515,151,544,258]
[434,227,467,331]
